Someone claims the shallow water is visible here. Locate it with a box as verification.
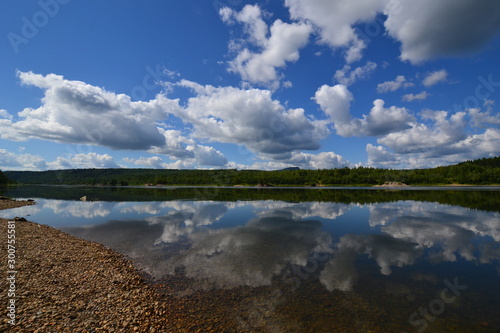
[2,186,499,332]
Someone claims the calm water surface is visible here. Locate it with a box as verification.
[2,186,499,332]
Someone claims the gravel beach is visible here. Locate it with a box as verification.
[0,198,195,332]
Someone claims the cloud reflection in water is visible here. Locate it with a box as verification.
[54,199,500,292]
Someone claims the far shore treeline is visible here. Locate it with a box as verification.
[0,169,10,185]
[2,156,500,187]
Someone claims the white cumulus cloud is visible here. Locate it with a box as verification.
[1,71,180,151]
[221,4,312,88]
[366,107,500,168]
[176,80,329,160]
[422,70,448,87]
[314,84,414,137]
[285,0,500,64]
[285,0,383,63]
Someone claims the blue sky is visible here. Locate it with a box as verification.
[1,0,499,171]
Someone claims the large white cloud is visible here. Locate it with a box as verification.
[314,84,414,137]
[285,0,383,63]
[176,80,329,160]
[363,98,500,168]
[384,0,500,63]
[1,71,180,151]
[285,0,500,64]
[377,110,466,154]
[368,129,500,169]
[222,4,312,87]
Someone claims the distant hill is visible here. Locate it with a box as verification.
[4,156,500,186]
[278,167,300,171]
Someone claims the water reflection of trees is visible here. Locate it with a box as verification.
[3,186,500,212]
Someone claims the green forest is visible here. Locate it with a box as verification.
[3,156,500,186]
[0,170,10,185]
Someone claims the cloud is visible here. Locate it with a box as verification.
[123,156,164,169]
[285,0,500,64]
[147,129,195,159]
[0,149,119,171]
[42,200,114,219]
[285,0,383,63]
[367,110,500,169]
[1,71,181,151]
[0,148,47,171]
[177,80,329,160]
[402,91,430,102]
[422,70,448,87]
[334,61,377,86]
[165,211,332,288]
[247,151,351,170]
[376,75,413,93]
[314,85,414,137]
[384,0,500,63]
[314,84,354,130]
[320,233,421,291]
[188,145,228,167]
[288,151,350,169]
[126,145,227,169]
[48,153,120,169]
[0,109,13,120]
[376,110,467,154]
[468,107,500,127]
[378,202,500,258]
[222,5,312,88]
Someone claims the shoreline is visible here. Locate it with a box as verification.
[6,183,500,189]
[0,199,184,332]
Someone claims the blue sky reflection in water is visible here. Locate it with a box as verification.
[2,193,499,331]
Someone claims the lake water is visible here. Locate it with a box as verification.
[1,186,500,332]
